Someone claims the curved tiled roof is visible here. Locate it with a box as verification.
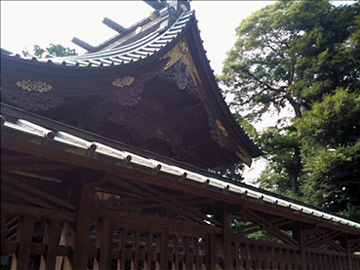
[5,11,193,68]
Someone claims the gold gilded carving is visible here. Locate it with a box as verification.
[160,37,201,86]
[237,144,252,167]
[180,4,188,12]
[149,11,157,21]
[112,76,135,88]
[15,80,52,93]
[216,119,228,137]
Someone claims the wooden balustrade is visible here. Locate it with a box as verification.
[1,202,359,270]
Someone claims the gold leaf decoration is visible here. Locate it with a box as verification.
[15,80,52,93]
[148,11,157,21]
[160,37,201,86]
[237,144,252,167]
[112,76,135,88]
[216,119,228,137]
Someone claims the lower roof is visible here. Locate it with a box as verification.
[1,103,359,235]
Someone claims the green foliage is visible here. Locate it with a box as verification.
[33,44,77,57]
[221,0,360,218]
[296,89,360,219]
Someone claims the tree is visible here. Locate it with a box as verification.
[33,43,77,57]
[221,0,359,217]
[296,89,360,219]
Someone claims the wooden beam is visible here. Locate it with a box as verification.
[1,183,59,209]
[102,17,126,33]
[312,228,346,253]
[2,173,76,211]
[3,163,75,171]
[292,224,307,270]
[72,183,96,269]
[108,176,221,226]
[71,37,94,51]
[98,218,112,269]
[13,216,35,270]
[1,202,76,222]
[222,212,231,270]
[306,230,342,246]
[244,209,299,246]
[94,208,221,235]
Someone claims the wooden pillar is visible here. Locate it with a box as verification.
[341,235,353,270]
[207,233,216,270]
[293,224,306,270]
[160,228,169,269]
[1,213,7,247]
[223,213,231,270]
[72,182,96,269]
[98,218,112,269]
[12,216,35,270]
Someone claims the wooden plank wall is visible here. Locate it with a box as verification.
[1,202,360,270]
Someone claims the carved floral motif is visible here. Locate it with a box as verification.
[158,58,199,98]
[4,93,64,111]
[112,76,135,88]
[15,80,52,93]
[101,84,144,107]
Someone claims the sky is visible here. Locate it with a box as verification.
[0,1,354,183]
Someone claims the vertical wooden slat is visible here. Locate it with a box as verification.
[13,216,35,270]
[133,230,140,270]
[1,213,7,246]
[73,183,96,269]
[234,242,240,270]
[184,237,189,270]
[174,235,179,270]
[208,234,216,270]
[145,231,152,270]
[160,229,169,270]
[194,237,201,270]
[40,220,61,270]
[56,222,75,270]
[99,218,112,269]
[120,229,127,270]
[254,244,260,270]
[244,242,250,270]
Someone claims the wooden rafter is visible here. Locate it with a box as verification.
[106,176,221,226]
[306,229,343,246]
[1,173,75,211]
[233,217,294,236]
[241,209,299,245]
[311,228,346,252]
[1,183,59,209]
[3,163,75,171]
[351,239,360,252]
[96,193,196,206]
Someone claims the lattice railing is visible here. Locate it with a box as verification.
[230,235,360,270]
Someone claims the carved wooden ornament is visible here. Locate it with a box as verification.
[160,37,201,86]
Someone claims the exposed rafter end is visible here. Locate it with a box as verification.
[71,37,94,51]
[102,17,126,33]
[143,0,167,10]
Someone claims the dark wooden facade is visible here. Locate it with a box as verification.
[1,1,359,269]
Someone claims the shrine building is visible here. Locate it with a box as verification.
[1,1,359,269]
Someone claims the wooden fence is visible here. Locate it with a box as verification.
[1,203,360,270]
